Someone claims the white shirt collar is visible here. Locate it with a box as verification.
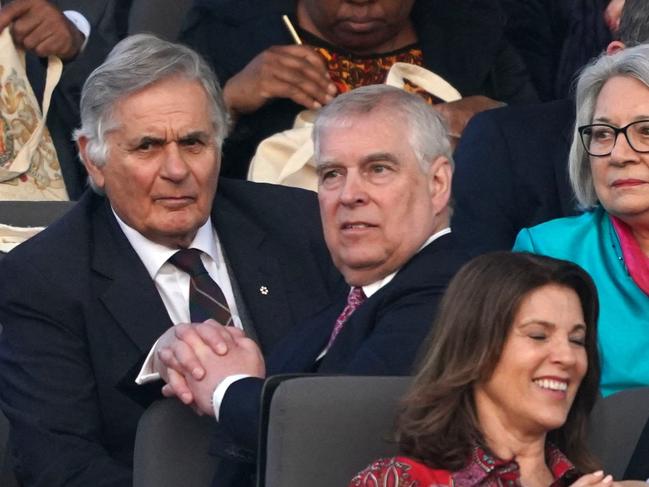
[361,227,451,298]
[112,209,220,279]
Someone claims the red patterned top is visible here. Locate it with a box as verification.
[299,30,441,105]
[349,445,579,487]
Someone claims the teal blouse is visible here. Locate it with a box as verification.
[514,207,649,397]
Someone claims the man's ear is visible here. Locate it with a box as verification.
[606,40,625,55]
[426,155,452,215]
[77,136,105,190]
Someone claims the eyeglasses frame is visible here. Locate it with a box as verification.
[578,119,649,157]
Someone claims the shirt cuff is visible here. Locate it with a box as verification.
[63,10,91,52]
[212,374,251,420]
[135,338,161,385]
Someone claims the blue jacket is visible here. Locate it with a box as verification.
[514,207,649,397]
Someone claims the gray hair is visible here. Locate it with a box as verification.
[569,43,649,208]
[313,85,453,172]
[74,34,229,167]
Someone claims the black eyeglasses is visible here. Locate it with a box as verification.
[578,120,649,157]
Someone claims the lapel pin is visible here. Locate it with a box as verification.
[259,285,269,295]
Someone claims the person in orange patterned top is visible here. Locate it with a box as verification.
[350,252,647,487]
[181,0,538,177]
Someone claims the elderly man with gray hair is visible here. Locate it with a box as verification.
[154,84,467,487]
[0,34,342,486]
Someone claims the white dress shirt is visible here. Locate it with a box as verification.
[211,227,452,418]
[109,211,242,384]
[63,11,91,51]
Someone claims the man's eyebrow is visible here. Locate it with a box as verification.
[361,152,400,164]
[315,160,338,175]
[125,131,212,146]
[178,131,211,142]
[125,135,165,147]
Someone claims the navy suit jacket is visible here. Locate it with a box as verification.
[212,233,467,486]
[452,99,578,256]
[0,179,341,487]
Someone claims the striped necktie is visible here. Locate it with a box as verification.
[169,248,232,325]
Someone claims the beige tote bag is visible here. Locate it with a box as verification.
[0,23,68,200]
[248,62,462,192]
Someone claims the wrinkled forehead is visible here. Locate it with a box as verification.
[315,107,410,142]
[315,110,413,158]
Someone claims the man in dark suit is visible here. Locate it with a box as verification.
[0,35,341,486]
[451,0,649,256]
[154,85,467,486]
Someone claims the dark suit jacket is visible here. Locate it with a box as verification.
[181,0,537,178]
[0,178,342,487]
[211,233,467,486]
[451,99,578,256]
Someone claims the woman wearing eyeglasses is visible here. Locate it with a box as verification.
[514,43,649,397]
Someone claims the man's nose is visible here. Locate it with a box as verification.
[339,172,368,206]
[160,142,190,180]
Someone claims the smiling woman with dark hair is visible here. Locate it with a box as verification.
[349,252,623,486]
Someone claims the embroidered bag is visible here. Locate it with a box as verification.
[0,22,68,200]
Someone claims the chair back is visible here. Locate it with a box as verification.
[0,200,74,257]
[258,375,411,487]
[133,380,649,486]
[0,200,73,226]
[133,399,216,487]
[588,387,649,478]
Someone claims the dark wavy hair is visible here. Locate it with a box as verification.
[396,252,601,472]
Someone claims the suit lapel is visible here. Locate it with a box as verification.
[91,202,173,356]
[212,193,293,350]
[319,235,455,372]
[267,296,345,374]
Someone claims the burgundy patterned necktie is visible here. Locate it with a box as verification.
[326,286,366,350]
[169,248,232,325]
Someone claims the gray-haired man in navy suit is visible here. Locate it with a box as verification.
[154,85,468,487]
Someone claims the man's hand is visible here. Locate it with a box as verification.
[0,0,85,60]
[184,332,265,416]
[223,44,337,116]
[434,95,505,146]
[153,320,241,404]
[156,321,265,415]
